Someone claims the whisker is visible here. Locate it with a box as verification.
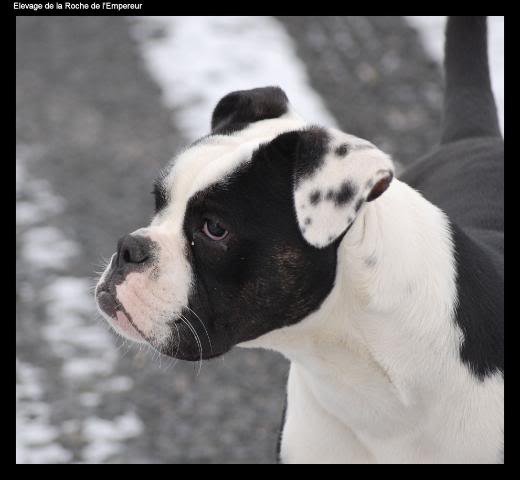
[184,305,213,354]
[162,324,181,372]
[170,321,181,370]
[182,315,203,377]
[178,314,203,376]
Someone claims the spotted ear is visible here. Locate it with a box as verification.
[273,127,394,249]
[211,86,289,134]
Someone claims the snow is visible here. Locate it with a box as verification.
[16,146,65,222]
[16,359,73,464]
[129,16,338,142]
[83,414,144,442]
[81,413,144,463]
[100,375,135,392]
[21,227,79,269]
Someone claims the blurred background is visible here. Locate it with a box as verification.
[16,16,504,464]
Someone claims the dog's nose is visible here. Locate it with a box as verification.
[117,234,151,268]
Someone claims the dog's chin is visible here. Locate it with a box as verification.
[111,309,148,343]
[157,341,229,362]
[95,280,232,360]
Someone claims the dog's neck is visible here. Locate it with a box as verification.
[241,179,461,407]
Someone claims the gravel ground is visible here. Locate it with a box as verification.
[17,16,446,463]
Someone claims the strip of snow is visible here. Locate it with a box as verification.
[129,16,339,142]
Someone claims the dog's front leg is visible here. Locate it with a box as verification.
[278,364,374,464]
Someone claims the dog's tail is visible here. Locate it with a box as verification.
[441,16,501,144]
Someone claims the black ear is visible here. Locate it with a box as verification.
[211,86,289,135]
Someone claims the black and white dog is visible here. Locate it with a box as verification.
[95,16,503,463]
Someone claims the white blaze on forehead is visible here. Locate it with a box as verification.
[155,111,307,232]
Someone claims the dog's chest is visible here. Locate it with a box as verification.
[279,363,425,464]
[279,361,503,464]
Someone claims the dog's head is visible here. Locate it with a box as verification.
[95,86,394,360]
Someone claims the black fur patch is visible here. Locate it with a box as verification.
[292,127,330,187]
[309,190,322,205]
[335,143,350,156]
[325,181,357,206]
[152,177,168,214]
[442,17,501,144]
[451,224,503,380]
[211,86,289,135]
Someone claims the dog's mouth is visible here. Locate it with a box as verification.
[96,287,146,342]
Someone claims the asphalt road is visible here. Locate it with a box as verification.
[16,16,443,464]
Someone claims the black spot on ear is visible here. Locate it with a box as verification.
[309,190,322,205]
[304,217,312,225]
[335,143,350,157]
[211,86,289,135]
[325,181,358,206]
[366,172,393,202]
[335,181,357,205]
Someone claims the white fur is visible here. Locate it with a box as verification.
[241,179,504,463]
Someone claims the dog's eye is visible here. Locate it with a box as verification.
[202,219,228,241]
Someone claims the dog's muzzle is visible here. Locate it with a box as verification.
[95,233,156,341]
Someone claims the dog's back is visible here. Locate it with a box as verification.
[401,16,503,380]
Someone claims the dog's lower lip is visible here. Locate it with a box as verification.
[97,290,118,317]
[113,310,143,340]
[98,290,143,340]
